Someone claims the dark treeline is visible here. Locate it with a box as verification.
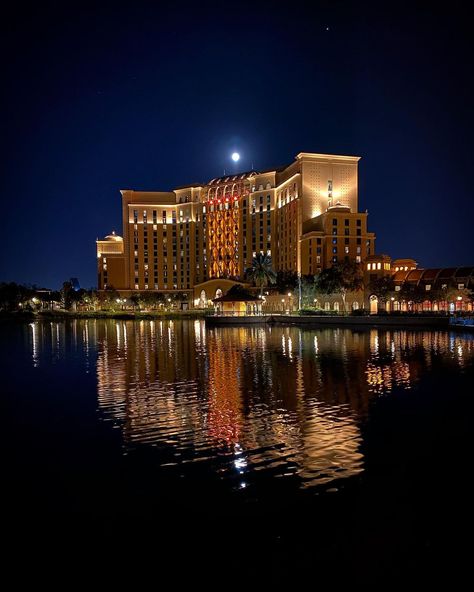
[0,281,191,312]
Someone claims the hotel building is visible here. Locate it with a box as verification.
[97,152,376,303]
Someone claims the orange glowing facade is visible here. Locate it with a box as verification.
[96,152,376,297]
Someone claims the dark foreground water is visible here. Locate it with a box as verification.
[2,319,473,579]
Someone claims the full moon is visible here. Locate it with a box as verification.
[231,152,240,162]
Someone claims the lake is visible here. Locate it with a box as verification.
[2,319,473,577]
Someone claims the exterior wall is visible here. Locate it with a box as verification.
[300,232,325,275]
[121,190,197,292]
[297,153,359,222]
[96,235,126,290]
[98,256,126,290]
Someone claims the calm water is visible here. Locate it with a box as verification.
[2,319,474,574]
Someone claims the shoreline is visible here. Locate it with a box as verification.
[0,309,209,321]
[1,310,472,331]
[205,313,452,328]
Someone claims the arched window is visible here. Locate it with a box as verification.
[215,288,223,299]
[370,295,378,314]
[333,302,339,312]
[352,301,359,310]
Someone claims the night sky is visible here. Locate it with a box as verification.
[1,1,472,289]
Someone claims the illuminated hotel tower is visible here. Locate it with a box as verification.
[96,152,376,296]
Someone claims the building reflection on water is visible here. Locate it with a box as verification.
[28,320,474,490]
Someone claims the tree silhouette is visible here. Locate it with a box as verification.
[245,253,277,297]
[315,261,364,312]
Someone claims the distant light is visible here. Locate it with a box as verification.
[231,152,240,162]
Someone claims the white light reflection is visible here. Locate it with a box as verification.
[30,322,39,367]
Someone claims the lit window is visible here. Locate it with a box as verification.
[395,285,401,291]
[377,263,381,270]
[426,284,431,291]
[458,283,465,290]
[356,256,361,263]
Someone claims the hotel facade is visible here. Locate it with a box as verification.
[97,152,376,305]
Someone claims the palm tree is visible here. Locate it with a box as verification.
[245,253,277,297]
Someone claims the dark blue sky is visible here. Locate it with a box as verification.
[1,1,472,288]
